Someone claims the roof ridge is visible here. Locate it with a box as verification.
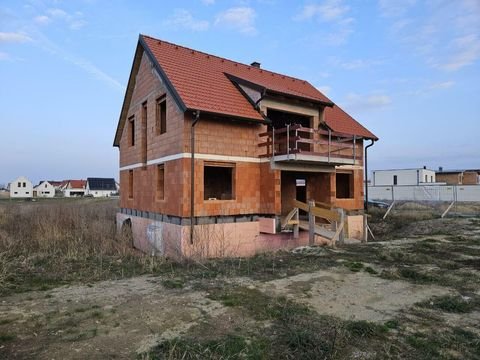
[141,34,312,85]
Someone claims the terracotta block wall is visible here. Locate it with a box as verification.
[334,169,364,210]
[309,172,335,205]
[119,51,185,168]
[260,162,281,215]
[120,158,186,216]
[117,52,366,217]
[183,115,264,157]
[436,173,462,185]
[182,159,263,217]
[463,172,480,185]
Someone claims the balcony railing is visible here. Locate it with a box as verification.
[259,124,360,164]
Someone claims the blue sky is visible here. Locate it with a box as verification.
[0,0,479,185]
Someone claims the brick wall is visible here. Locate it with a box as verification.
[436,173,462,185]
[118,51,366,217]
[334,169,364,210]
[119,51,185,168]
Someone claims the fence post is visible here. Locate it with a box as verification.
[293,208,299,239]
[308,200,315,245]
[363,214,368,243]
[338,208,345,245]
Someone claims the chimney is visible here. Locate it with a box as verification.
[439,166,443,172]
[250,61,261,68]
[423,165,426,169]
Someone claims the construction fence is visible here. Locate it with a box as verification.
[368,185,480,202]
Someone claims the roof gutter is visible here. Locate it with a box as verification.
[255,88,267,110]
[364,139,376,212]
[190,110,200,245]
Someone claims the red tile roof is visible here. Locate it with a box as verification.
[69,180,86,189]
[325,105,378,140]
[142,35,332,121]
[130,35,376,140]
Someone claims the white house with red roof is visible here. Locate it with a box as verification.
[62,180,86,197]
[34,181,56,198]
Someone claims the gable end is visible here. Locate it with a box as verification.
[113,35,187,147]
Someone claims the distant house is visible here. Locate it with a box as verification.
[9,176,33,198]
[436,168,480,185]
[35,181,56,198]
[85,178,117,197]
[47,180,66,189]
[372,167,436,186]
[63,180,86,197]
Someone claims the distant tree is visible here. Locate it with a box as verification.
[0,183,6,190]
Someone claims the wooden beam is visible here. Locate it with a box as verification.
[383,201,395,220]
[308,200,315,246]
[330,220,344,248]
[281,207,298,229]
[293,199,309,212]
[310,206,341,222]
[441,201,455,218]
[315,201,333,209]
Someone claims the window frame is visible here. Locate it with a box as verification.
[155,95,167,135]
[156,164,165,201]
[203,162,236,201]
[128,116,135,147]
[335,172,354,199]
[128,170,134,199]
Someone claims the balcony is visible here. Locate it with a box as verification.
[259,124,361,165]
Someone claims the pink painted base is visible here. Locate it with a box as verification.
[117,213,352,259]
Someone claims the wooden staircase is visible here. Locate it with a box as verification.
[281,199,349,247]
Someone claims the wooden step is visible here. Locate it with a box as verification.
[298,221,335,239]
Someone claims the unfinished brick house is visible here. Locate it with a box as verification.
[114,34,377,258]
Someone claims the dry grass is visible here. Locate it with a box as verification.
[0,199,164,294]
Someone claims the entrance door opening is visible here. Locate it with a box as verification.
[296,178,307,216]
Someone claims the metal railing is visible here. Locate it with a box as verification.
[258,124,360,164]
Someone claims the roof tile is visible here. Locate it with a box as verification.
[141,34,377,139]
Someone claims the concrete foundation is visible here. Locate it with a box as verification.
[117,212,363,259]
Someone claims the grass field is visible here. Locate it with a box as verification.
[1,199,479,359]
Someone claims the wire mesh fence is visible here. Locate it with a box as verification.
[368,185,480,203]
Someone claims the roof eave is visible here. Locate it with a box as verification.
[113,35,188,147]
[186,108,270,125]
[265,89,334,107]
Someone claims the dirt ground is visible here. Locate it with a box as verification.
[1,204,480,359]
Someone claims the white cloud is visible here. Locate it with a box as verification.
[343,92,392,112]
[0,32,31,43]
[428,81,455,90]
[34,15,51,25]
[294,0,350,22]
[46,8,68,19]
[294,1,354,45]
[387,0,480,71]
[164,9,209,31]
[33,31,124,92]
[438,34,480,71]
[378,0,417,18]
[330,57,383,70]
[201,0,215,5]
[0,52,10,60]
[39,8,87,30]
[215,7,257,35]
